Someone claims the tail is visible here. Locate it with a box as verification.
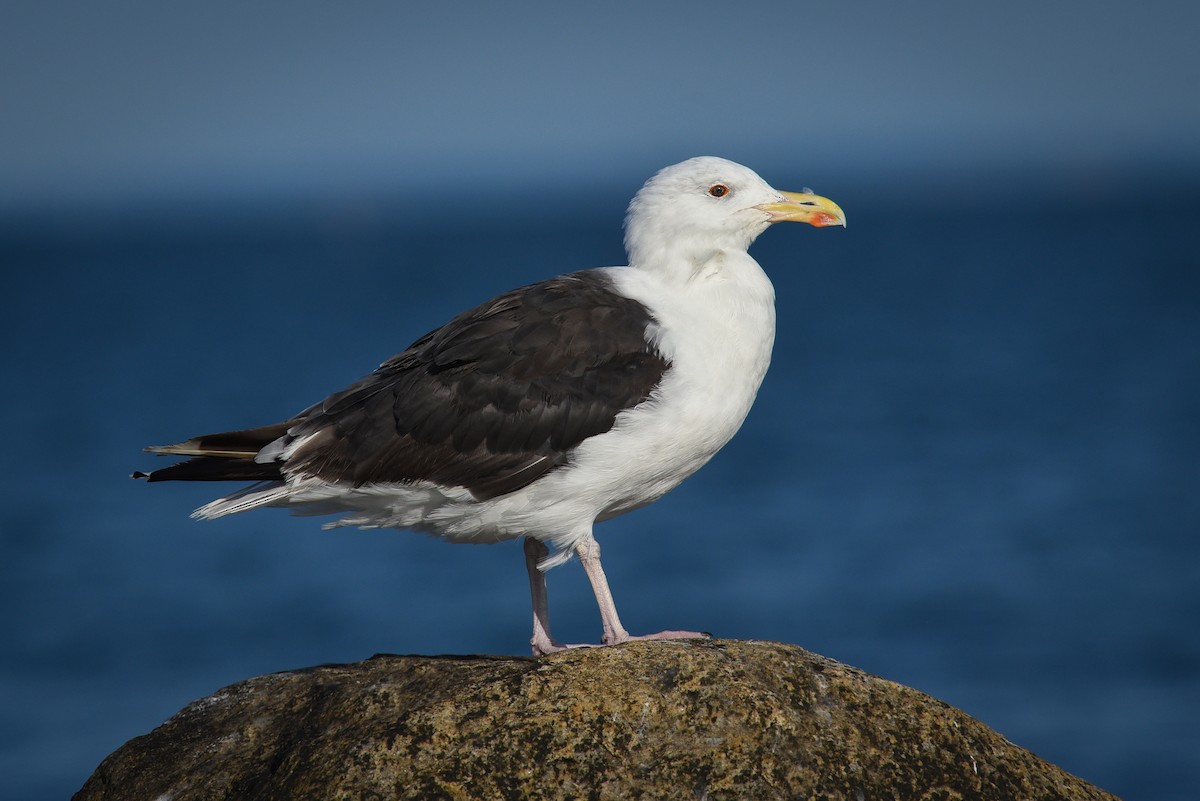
[132,422,293,483]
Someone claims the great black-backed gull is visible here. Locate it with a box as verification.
[134,156,845,655]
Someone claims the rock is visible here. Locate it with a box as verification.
[74,639,1118,801]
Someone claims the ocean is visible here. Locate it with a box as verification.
[2,181,1197,800]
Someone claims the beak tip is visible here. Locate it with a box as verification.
[811,211,847,229]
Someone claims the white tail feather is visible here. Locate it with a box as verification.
[192,482,293,520]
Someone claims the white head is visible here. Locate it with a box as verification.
[623,156,844,269]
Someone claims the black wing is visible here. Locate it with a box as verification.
[139,270,670,501]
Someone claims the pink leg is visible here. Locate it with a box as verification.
[523,538,594,656]
[575,535,710,646]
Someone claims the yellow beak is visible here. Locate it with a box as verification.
[756,191,846,228]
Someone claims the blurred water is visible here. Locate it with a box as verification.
[2,186,1197,800]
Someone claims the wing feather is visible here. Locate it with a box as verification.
[284,270,668,498]
[137,270,669,502]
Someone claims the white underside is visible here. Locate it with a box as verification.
[194,253,776,568]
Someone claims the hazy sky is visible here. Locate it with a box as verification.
[3,2,1198,210]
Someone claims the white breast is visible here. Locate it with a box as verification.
[567,254,777,519]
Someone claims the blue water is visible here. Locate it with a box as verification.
[2,184,1198,800]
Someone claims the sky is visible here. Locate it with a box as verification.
[2,2,1198,213]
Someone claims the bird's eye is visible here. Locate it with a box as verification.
[707,183,730,198]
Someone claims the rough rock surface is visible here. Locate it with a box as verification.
[75,640,1118,801]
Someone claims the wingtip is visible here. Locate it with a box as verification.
[131,471,150,480]
[144,440,262,458]
[144,443,185,455]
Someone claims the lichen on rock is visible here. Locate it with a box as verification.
[74,640,1119,801]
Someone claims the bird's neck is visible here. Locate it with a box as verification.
[628,242,773,300]
[624,220,762,277]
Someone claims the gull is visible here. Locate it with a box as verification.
[135,156,845,655]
